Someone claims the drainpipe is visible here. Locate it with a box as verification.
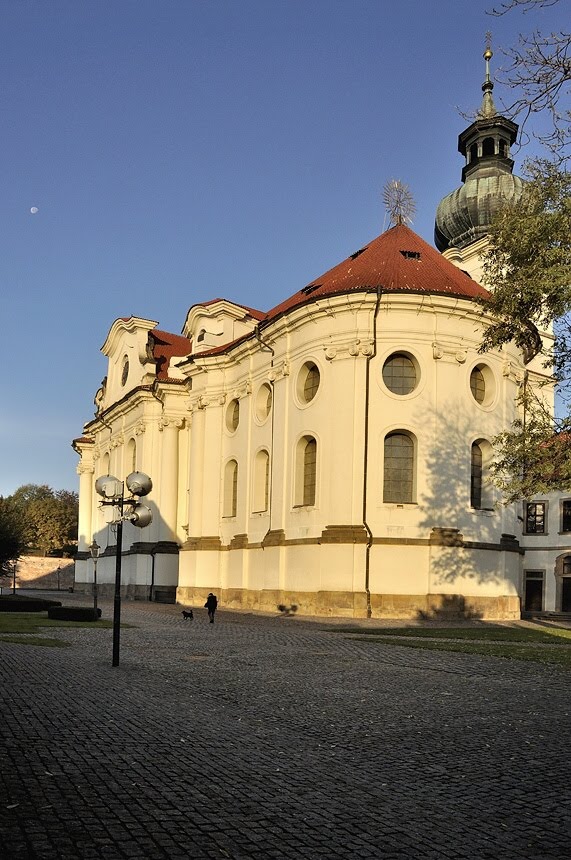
[255,326,276,545]
[362,286,383,618]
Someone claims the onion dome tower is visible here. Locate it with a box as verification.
[434,42,524,280]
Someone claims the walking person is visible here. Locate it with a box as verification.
[205,592,218,624]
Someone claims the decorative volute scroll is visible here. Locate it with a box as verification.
[158,416,185,431]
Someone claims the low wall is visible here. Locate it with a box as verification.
[0,557,75,592]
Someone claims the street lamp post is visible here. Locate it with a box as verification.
[89,539,100,615]
[94,472,153,667]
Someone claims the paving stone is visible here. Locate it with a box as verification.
[1,594,571,858]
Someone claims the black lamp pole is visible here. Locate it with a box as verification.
[95,472,153,668]
[112,498,124,667]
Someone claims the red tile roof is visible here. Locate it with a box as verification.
[196,298,266,320]
[151,330,193,380]
[264,223,489,322]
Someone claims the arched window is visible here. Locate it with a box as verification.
[101,453,110,476]
[498,139,507,157]
[469,143,478,163]
[253,450,270,513]
[126,438,136,473]
[383,432,414,503]
[295,436,317,506]
[471,443,483,508]
[223,459,238,517]
[471,439,494,509]
[303,438,317,505]
[482,136,495,157]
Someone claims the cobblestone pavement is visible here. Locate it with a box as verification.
[1,595,571,859]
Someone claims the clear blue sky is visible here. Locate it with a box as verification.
[0,0,562,496]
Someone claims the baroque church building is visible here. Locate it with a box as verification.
[73,52,569,619]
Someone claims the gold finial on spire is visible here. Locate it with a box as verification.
[479,32,497,118]
[484,31,492,56]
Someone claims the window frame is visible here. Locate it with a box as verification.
[223,459,238,518]
[252,449,270,514]
[523,501,548,535]
[560,499,571,533]
[383,431,415,504]
[382,352,418,396]
[293,435,318,508]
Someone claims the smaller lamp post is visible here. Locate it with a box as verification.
[89,539,100,615]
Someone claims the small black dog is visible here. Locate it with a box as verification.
[182,609,194,620]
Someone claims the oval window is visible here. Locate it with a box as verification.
[382,353,417,395]
[470,364,495,408]
[256,383,273,421]
[298,362,320,404]
[226,399,240,432]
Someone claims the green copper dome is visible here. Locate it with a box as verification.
[434,46,524,253]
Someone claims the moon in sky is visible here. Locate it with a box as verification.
[30,207,39,214]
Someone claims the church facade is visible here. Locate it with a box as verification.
[72,54,570,620]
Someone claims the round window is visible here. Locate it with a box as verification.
[226,399,240,432]
[382,353,417,395]
[256,383,272,421]
[298,362,320,404]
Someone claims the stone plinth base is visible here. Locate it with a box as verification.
[176,587,521,620]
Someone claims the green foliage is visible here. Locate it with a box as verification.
[477,161,571,500]
[6,484,78,556]
[0,596,63,612]
[0,497,27,573]
[47,606,100,621]
[480,161,571,362]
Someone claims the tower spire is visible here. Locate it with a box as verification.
[479,33,497,118]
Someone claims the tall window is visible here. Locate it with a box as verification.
[524,502,546,534]
[561,500,571,533]
[470,442,483,508]
[383,432,414,503]
[303,438,317,505]
[223,460,238,517]
[295,436,317,506]
[253,450,270,513]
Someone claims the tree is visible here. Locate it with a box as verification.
[476,1,571,500]
[480,160,571,362]
[479,162,571,500]
[6,485,79,556]
[0,497,27,574]
[28,490,79,556]
[491,0,570,161]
